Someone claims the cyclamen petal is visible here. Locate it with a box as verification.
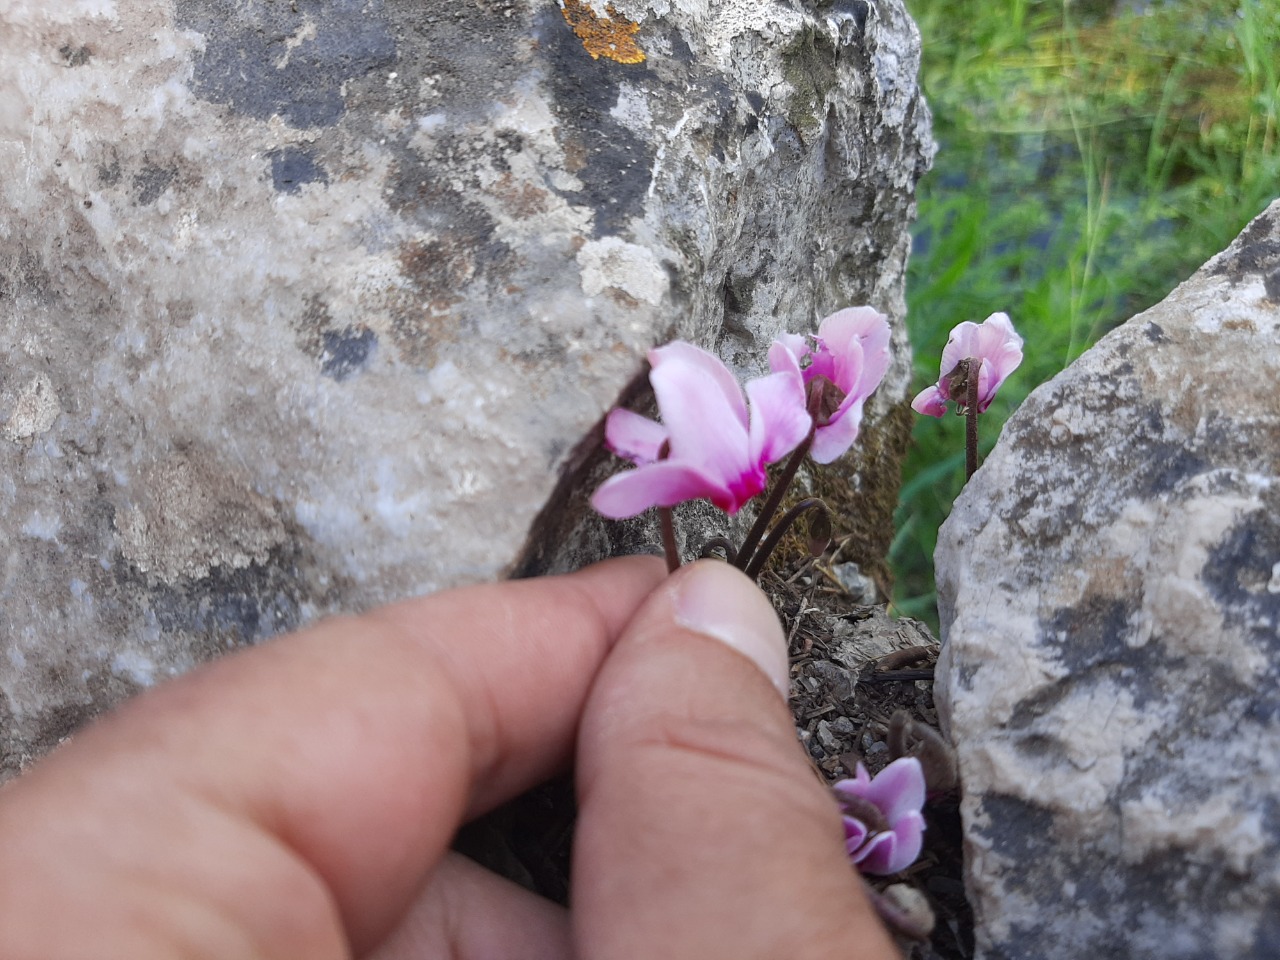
[590,460,725,519]
[776,331,810,359]
[769,306,892,463]
[910,385,949,418]
[808,398,864,465]
[821,306,891,394]
[604,408,668,464]
[918,312,1023,416]
[857,811,925,875]
[591,341,811,519]
[843,815,869,854]
[857,758,926,823]
[833,757,927,876]
[746,368,810,466]
[650,344,752,483]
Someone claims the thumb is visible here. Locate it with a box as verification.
[572,560,899,960]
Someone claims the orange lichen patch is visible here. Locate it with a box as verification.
[560,0,645,64]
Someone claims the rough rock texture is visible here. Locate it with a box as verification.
[936,200,1280,958]
[0,0,932,774]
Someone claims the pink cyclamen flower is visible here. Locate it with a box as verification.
[833,757,926,876]
[590,341,811,519]
[911,312,1023,417]
[768,306,891,464]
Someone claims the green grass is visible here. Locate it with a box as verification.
[892,0,1280,626]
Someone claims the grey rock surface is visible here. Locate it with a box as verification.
[936,200,1280,958]
[0,0,932,773]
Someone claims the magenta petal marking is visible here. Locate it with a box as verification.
[604,408,668,464]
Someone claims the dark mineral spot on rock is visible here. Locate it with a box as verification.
[1202,507,1280,630]
[96,155,121,186]
[142,544,307,650]
[1209,224,1280,289]
[830,0,871,34]
[174,0,396,128]
[59,43,92,67]
[268,147,328,193]
[321,326,377,380]
[538,5,655,237]
[294,296,376,379]
[1144,321,1167,342]
[1265,268,1280,301]
[978,793,1057,864]
[1043,593,1147,676]
[133,160,177,206]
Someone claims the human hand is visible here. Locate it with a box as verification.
[0,557,899,960]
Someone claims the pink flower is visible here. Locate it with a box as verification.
[834,757,926,875]
[768,306,891,464]
[911,312,1023,417]
[590,341,811,519]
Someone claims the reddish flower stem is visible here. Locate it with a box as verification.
[964,358,979,480]
[651,439,682,573]
[742,497,830,580]
[659,506,680,573]
[733,430,812,571]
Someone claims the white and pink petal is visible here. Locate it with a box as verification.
[604,408,669,464]
[649,343,752,485]
[809,398,865,464]
[911,385,949,418]
[745,369,811,466]
[589,460,726,519]
[861,757,926,824]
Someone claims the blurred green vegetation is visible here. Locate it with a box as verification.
[892,0,1280,626]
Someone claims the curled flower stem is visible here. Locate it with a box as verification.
[964,357,979,480]
[743,497,830,580]
[699,536,738,563]
[659,506,680,573]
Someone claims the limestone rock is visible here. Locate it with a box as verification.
[0,0,932,774]
[937,201,1280,958]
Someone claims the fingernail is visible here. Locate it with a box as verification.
[672,561,790,697]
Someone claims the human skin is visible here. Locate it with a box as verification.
[0,558,899,960]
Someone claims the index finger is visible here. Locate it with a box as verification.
[0,555,664,958]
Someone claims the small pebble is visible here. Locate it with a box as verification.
[816,719,842,752]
